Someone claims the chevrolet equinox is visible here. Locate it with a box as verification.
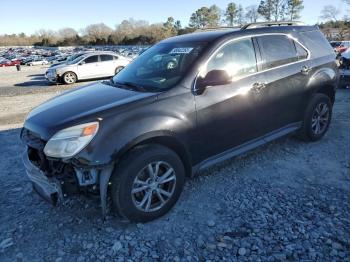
[21,22,338,222]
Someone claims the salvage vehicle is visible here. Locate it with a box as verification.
[0,59,20,67]
[45,52,131,84]
[22,21,338,222]
[26,57,49,66]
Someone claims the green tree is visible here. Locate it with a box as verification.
[189,7,210,28]
[225,3,238,26]
[208,5,222,27]
[163,17,177,36]
[258,0,273,21]
[189,5,221,28]
[258,0,286,22]
[287,0,304,20]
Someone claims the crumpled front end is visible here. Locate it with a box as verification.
[20,128,113,217]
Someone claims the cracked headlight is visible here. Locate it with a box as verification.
[44,122,99,158]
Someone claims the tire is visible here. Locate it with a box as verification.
[115,66,124,75]
[62,72,77,85]
[111,144,185,222]
[298,93,332,141]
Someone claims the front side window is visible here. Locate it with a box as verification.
[112,42,206,92]
[257,35,298,70]
[84,55,98,64]
[201,38,257,80]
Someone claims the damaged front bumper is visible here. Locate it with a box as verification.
[22,151,63,205]
[22,146,114,218]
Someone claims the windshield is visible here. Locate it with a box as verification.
[112,42,206,92]
[68,55,86,65]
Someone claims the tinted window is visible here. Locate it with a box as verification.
[294,42,308,60]
[112,42,206,92]
[299,30,335,58]
[100,55,114,62]
[204,38,257,79]
[257,35,298,69]
[84,55,98,64]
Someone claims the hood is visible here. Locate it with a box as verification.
[50,63,73,71]
[24,82,157,140]
[50,61,65,68]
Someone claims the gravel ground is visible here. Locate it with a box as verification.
[0,67,349,261]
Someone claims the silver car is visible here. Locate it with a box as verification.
[45,52,131,84]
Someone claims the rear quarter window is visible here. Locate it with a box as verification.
[298,30,335,58]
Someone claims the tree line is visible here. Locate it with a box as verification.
[0,0,349,46]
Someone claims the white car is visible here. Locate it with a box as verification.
[45,52,131,84]
[26,59,49,66]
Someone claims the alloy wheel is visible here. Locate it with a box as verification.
[311,102,330,135]
[64,73,76,84]
[131,161,176,212]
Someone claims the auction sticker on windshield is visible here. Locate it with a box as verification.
[170,48,194,54]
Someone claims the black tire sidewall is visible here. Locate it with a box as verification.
[304,94,332,141]
[111,145,185,222]
[115,66,124,75]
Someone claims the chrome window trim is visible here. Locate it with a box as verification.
[193,33,311,92]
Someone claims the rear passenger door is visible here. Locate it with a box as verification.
[99,54,116,77]
[253,34,310,136]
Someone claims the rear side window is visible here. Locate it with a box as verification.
[84,55,99,64]
[100,55,114,62]
[257,35,298,70]
[204,38,257,79]
[298,30,335,58]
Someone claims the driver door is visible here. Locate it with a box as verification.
[77,55,99,79]
[194,38,266,161]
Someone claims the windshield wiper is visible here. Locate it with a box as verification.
[113,81,146,92]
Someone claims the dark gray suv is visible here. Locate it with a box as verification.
[21,22,338,222]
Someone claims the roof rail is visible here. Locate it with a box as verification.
[195,26,240,32]
[241,21,305,30]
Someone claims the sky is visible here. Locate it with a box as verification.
[0,0,347,35]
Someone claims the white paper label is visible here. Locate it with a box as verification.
[169,48,193,54]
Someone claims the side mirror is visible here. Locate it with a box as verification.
[79,61,85,65]
[195,70,231,94]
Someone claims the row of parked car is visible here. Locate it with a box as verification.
[46,51,133,84]
[0,46,146,69]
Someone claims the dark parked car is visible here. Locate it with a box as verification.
[21,22,338,222]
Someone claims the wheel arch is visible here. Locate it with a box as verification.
[115,133,193,178]
[315,84,336,104]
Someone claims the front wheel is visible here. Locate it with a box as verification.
[298,93,332,141]
[111,144,185,222]
[62,72,77,85]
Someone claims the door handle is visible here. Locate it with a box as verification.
[251,82,266,92]
[301,65,312,75]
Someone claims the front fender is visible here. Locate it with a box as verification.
[73,112,194,166]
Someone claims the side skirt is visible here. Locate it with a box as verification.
[194,122,302,173]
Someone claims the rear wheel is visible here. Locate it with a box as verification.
[111,144,185,222]
[115,66,124,75]
[298,93,332,141]
[62,72,77,85]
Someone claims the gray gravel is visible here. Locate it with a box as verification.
[0,85,349,261]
